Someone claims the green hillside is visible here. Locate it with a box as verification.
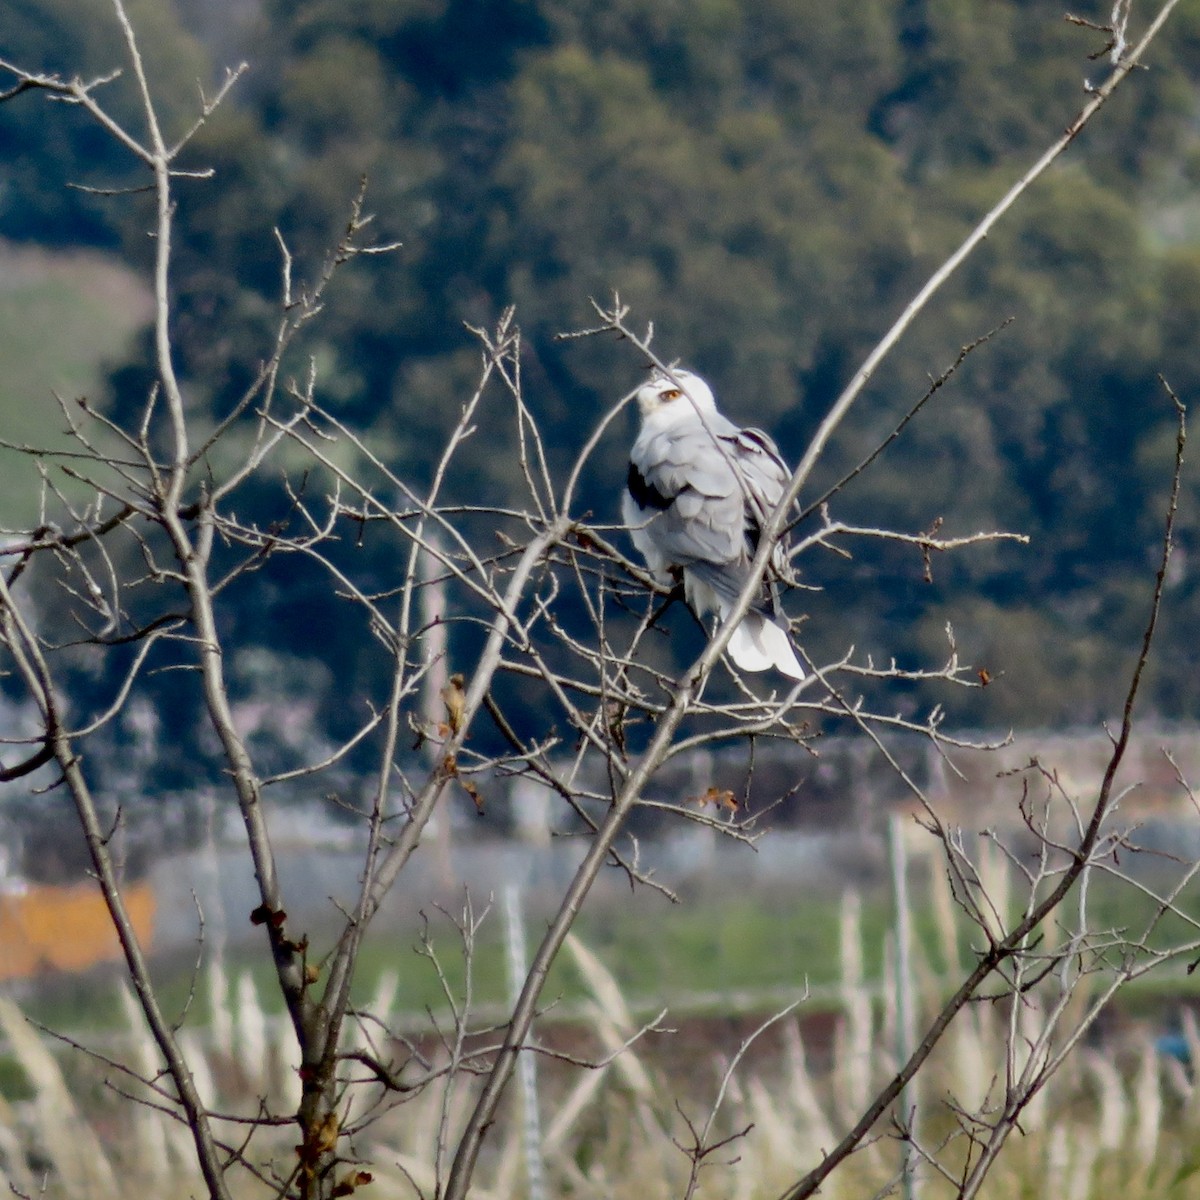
[2,1,1200,728]
[0,242,151,524]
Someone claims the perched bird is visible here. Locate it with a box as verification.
[623,368,805,679]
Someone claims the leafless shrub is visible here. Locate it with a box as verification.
[0,2,1193,1198]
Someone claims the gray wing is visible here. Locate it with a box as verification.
[629,415,791,574]
[726,427,791,566]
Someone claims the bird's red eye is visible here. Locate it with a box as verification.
[661,388,682,400]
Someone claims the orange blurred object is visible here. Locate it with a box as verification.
[0,881,154,979]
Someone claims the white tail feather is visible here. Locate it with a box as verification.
[726,611,806,680]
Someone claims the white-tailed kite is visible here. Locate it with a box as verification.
[623,368,805,680]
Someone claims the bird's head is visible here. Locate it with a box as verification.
[635,368,716,422]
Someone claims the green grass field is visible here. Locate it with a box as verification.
[0,240,151,525]
[22,880,867,1039]
[27,859,1200,1045]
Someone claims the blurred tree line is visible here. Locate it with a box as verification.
[4,0,1200,772]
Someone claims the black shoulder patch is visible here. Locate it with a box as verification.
[627,462,674,511]
[731,427,783,460]
[745,512,762,556]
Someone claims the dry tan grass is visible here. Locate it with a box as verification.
[2,874,1199,1199]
